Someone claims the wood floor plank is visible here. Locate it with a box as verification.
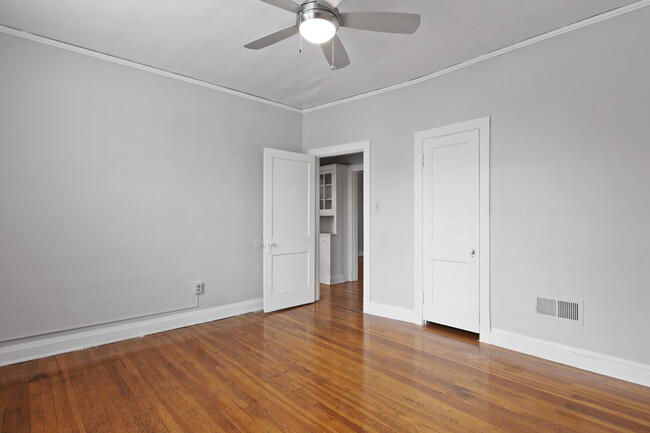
[1,274,649,432]
[27,366,45,433]
[201,339,338,432]
[77,349,140,433]
[226,316,456,430]
[186,324,353,432]
[93,346,175,433]
[60,350,113,433]
[258,318,498,432]
[208,331,372,432]
[50,357,87,433]
[247,317,505,432]
[1,362,30,433]
[36,358,59,433]
[119,338,230,433]
[153,331,282,433]
[134,335,244,433]
[0,371,6,430]
[113,340,201,433]
[99,350,178,433]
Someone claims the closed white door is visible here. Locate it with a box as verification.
[422,130,479,332]
[263,148,317,313]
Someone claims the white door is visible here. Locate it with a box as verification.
[422,130,479,332]
[263,148,317,312]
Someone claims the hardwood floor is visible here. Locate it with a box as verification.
[1,276,649,431]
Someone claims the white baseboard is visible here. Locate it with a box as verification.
[0,298,263,367]
[488,328,650,388]
[365,302,422,325]
[330,274,345,285]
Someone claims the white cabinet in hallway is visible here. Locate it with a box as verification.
[319,234,331,285]
[319,164,351,285]
[319,165,336,217]
[319,164,340,234]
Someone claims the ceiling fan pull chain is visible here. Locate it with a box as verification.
[331,42,335,70]
[298,15,303,53]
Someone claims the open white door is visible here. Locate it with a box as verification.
[263,148,317,312]
[422,130,480,332]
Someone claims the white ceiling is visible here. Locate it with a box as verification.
[0,0,640,109]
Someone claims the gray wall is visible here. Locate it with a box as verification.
[303,8,650,364]
[0,33,302,342]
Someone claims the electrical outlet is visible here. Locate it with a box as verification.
[193,281,204,295]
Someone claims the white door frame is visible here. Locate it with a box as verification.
[414,118,491,339]
[308,141,370,309]
[349,163,363,281]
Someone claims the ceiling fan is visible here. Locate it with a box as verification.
[244,0,421,70]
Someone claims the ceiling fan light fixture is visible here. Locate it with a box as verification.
[299,18,336,44]
[298,4,339,45]
[246,0,421,70]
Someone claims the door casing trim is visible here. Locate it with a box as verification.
[348,163,364,281]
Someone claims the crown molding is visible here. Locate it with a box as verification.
[303,0,650,113]
[0,24,303,113]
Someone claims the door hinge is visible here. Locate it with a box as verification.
[421,154,425,166]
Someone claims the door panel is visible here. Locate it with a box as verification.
[272,158,311,238]
[431,143,469,243]
[272,253,310,293]
[422,130,479,332]
[263,148,316,313]
[432,260,469,311]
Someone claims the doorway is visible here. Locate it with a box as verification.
[308,141,370,311]
[318,153,363,285]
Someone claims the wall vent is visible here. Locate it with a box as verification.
[558,300,580,321]
[536,297,556,316]
[535,297,583,325]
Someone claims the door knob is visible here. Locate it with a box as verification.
[468,248,475,255]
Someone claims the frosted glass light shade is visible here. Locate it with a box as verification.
[299,18,336,44]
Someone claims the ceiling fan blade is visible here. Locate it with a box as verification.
[321,35,350,70]
[257,0,302,13]
[340,12,421,34]
[244,25,298,50]
[320,0,343,9]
